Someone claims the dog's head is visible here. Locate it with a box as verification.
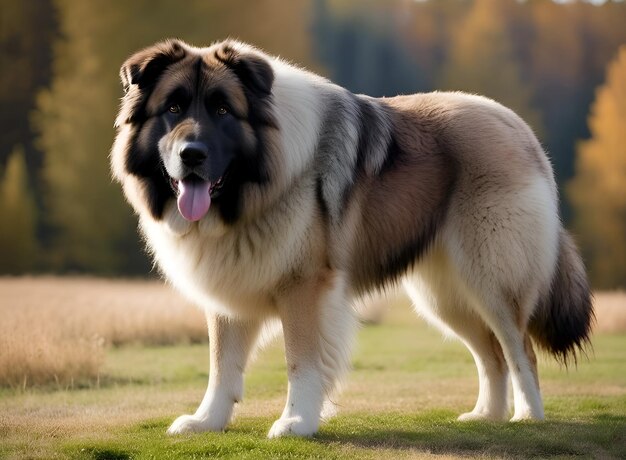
[112,39,276,223]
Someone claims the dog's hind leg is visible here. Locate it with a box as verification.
[455,326,510,421]
[268,270,357,438]
[167,313,263,434]
[404,264,509,421]
[444,269,545,420]
[441,174,558,421]
[441,294,548,422]
[458,282,544,421]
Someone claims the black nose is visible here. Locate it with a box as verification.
[179,142,208,167]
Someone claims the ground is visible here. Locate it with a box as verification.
[0,279,625,459]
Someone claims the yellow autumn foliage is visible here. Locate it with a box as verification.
[569,46,626,289]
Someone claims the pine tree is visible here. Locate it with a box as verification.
[568,46,626,289]
[0,147,38,273]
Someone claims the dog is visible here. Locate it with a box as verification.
[111,39,593,438]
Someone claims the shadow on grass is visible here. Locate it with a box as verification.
[91,449,131,460]
[69,411,625,459]
[317,411,626,458]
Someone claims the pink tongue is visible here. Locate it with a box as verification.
[177,180,212,221]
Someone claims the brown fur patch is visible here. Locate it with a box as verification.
[275,269,336,371]
[489,331,507,375]
[348,97,457,293]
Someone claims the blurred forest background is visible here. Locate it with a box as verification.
[1,0,625,288]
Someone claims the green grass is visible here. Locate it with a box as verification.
[1,307,625,459]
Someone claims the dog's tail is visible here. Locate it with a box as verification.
[529,228,594,364]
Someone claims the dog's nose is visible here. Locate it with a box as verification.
[179,142,208,167]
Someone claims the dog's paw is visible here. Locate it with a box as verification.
[510,410,544,422]
[320,399,338,422]
[267,416,318,438]
[457,411,483,422]
[458,410,506,422]
[166,414,225,435]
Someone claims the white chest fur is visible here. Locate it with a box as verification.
[140,185,317,318]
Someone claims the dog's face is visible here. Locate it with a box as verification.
[113,39,276,223]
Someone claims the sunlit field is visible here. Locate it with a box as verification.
[0,277,205,388]
[0,277,624,459]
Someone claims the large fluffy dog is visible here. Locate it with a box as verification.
[111,39,593,437]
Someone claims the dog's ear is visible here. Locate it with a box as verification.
[214,41,274,97]
[116,40,187,126]
[120,39,187,93]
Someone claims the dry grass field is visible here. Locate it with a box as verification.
[0,277,206,388]
[593,291,626,333]
[0,277,624,389]
[0,277,624,459]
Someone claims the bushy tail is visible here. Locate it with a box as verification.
[529,229,594,364]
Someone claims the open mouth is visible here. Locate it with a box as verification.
[167,173,227,222]
[168,174,226,198]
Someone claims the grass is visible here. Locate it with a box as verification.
[0,277,206,387]
[1,277,624,389]
[1,281,625,459]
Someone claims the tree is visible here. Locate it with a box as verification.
[312,0,430,96]
[440,0,543,137]
[0,147,38,273]
[0,0,56,174]
[35,0,150,273]
[568,46,626,289]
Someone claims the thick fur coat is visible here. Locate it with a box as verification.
[111,39,593,437]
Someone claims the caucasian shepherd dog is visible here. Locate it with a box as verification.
[111,39,593,438]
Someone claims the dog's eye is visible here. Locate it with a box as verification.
[169,104,181,114]
[217,106,228,116]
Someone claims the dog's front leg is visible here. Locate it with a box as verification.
[167,313,262,434]
[268,271,356,438]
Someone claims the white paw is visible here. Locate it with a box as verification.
[166,414,225,435]
[320,400,338,422]
[458,410,506,422]
[267,416,318,438]
[510,410,544,422]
